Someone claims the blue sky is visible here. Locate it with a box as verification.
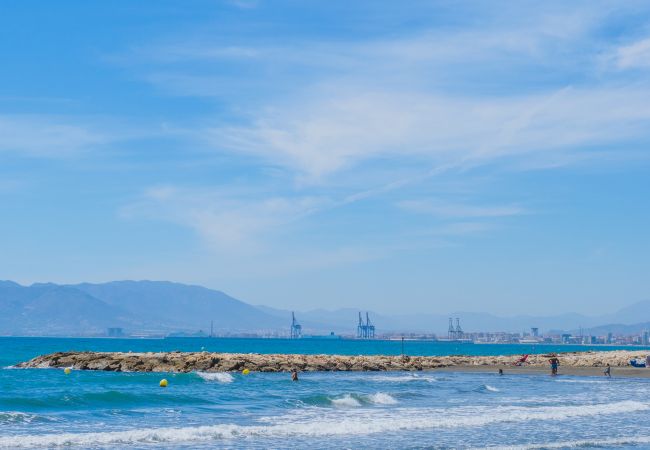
[1,0,649,316]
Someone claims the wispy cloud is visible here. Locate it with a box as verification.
[121,185,329,251]
[398,200,525,219]
[614,37,650,69]
[0,115,108,157]
[114,5,650,183]
[109,2,650,277]
[226,0,258,10]
[206,86,650,180]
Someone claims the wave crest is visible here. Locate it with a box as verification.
[195,372,234,383]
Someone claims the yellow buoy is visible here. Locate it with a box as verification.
[64,367,71,375]
[159,378,168,387]
[242,368,250,375]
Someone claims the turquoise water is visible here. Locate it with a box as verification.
[2,337,650,449]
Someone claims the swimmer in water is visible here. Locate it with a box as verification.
[498,368,503,375]
[291,369,299,381]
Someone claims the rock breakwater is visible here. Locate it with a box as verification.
[16,350,647,373]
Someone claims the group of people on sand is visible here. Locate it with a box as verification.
[499,354,613,378]
[292,356,616,380]
[547,355,613,377]
[547,354,612,377]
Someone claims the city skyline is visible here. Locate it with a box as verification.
[1,1,649,316]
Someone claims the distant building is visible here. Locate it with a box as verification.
[107,327,124,337]
[531,327,539,337]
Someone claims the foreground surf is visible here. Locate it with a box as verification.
[1,400,646,448]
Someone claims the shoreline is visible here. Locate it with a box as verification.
[16,350,650,376]
[432,364,650,378]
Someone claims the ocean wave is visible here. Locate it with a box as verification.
[305,392,398,408]
[1,400,645,448]
[367,392,398,405]
[469,384,501,394]
[2,390,212,409]
[330,394,361,408]
[195,372,234,383]
[0,412,45,424]
[366,374,442,383]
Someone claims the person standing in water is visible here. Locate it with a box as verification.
[604,364,611,377]
[549,356,559,376]
[291,369,299,381]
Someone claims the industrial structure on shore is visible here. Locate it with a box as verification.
[288,311,377,339]
[112,314,650,345]
[357,312,375,338]
[290,312,302,339]
[447,318,464,340]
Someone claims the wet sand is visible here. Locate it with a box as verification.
[434,364,650,378]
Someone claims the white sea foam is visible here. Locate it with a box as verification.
[0,400,645,448]
[477,435,650,449]
[195,372,234,383]
[0,412,39,424]
[555,379,607,384]
[330,394,361,408]
[366,374,440,383]
[367,392,398,405]
[484,385,499,392]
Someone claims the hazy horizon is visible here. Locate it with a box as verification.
[1,1,649,317]
[2,278,647,324]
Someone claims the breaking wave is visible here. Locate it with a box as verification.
[195,372,234,383]
[301,392,399,408]
[0,412,47,424]
[1,400,645,448]
[367,392,398,405]
[330,394,361,408]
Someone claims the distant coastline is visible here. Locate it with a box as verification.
[3,280,650,342]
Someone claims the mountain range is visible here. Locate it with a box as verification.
[0,280,648,336]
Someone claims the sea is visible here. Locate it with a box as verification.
[2,337,650,449]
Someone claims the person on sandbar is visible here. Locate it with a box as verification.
[604,364,611,377]
[549,356,559,376]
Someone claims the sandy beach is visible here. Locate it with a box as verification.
[433,364,650,378]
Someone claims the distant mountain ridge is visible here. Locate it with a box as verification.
[0,280,647,336]
[0,280,284,335]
